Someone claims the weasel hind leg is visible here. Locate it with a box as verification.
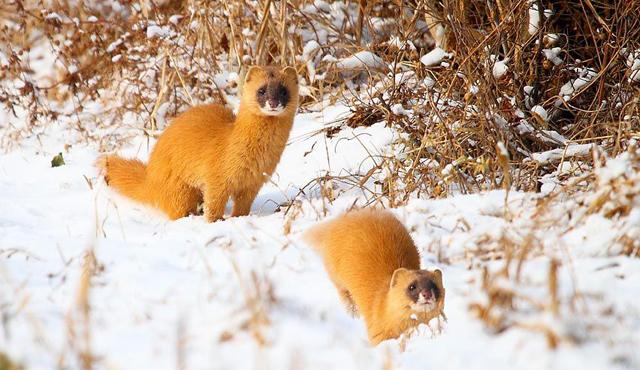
[155,177,202,220]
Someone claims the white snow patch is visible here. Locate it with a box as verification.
[169,15,183,25]
[147,24,170,39]
[528,2,540,35]
[387,36,416,51]
[335,51,386,70]
[423,76,436,89]
[44,12,62,22]
[531,143,594,164]
[491,56,509,79]
[420,47,451,67]
[626,50,640,83]
[543,33,560,46]
[371,17,396,33]
[322,54,338,63]
[106,37,125,53]
[524,85,534,95]
[559,68,597,100]
[497,141,509,158]
[391,104,408,115]
[543,47,563,65]
[540,130,566,144]
[531,105,548,121]
[302,40,321,62]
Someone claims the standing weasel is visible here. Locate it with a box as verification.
[304,208,445,344]
[97,66,299,222]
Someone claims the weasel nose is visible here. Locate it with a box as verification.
[268,99,279,109]
[420,289,434,300]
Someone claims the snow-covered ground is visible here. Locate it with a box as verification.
[1,101,639,370]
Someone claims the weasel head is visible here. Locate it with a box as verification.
[242,65,299,117]
[389,268,445,314]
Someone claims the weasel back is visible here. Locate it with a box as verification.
[304,208,420,278]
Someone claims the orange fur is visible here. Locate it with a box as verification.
[304,208,446,344]
[97,66,299,221]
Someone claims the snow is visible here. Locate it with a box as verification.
[491,56,509,79]
[335,51,386,70]
[44,12,62,22]
[544,33,559,46]
[169,15,183,25]
[423,76,436,89]
[626,50,640,83]
[370,17,396,33]
[524,85,534,95]
[497,141,509,158]
[147,24,170,39]
[492,61,508,79]
[321,54,338,63]
[596,151,632,184]
[528,2,540,35]
[531,105,548,121]
[387,36,416,51]
[312,0,331,13]
[559,68,597,101]
[1,101,639,370]
[543,47,563,65]
[106,37,125,53]
[420,47,451,67]
[540,129,567,144]
[302,40,321,62]
[531,143,594,164]
[391,103,408,115]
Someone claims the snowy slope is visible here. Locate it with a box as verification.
[1,104,639,370]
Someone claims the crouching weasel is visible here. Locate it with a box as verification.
[304,208,445,345]
[97,66,299,222]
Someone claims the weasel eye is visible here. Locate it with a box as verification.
[409,284,416,291]
[278,86,288,100]
[257,87,266,95]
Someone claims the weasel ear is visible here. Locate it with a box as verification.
[431,269,443,285]
[390,268,410,289]
[282,66,298,83]
[244,66,260,84]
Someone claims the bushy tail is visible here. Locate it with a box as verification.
[96,155,150,205]
[302,221,329,252]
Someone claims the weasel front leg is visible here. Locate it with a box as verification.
[231,185,261,217]
[203,181,229,222]
[332,279,358,316]
[339,288,358,316]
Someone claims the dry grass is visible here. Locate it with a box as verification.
[456,143,639,347]
[61,248,102,370]
[223,258,277,346]
[340,0,640,198]
[2,0,638,193]
[0,352,24,370]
